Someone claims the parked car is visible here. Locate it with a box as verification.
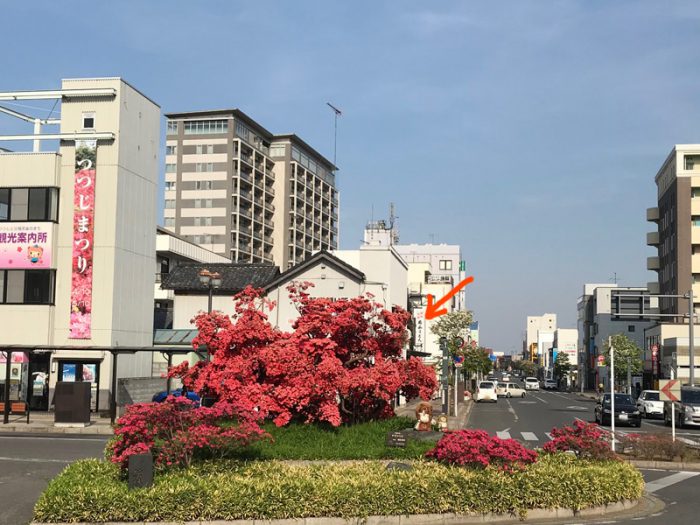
[152,388,201,404]
[542,379,558,390]
[594,393,641,427]
[664,386,700,428]
[636,390,663,419]
[524,377,540,391]
[475,381,498,403]
[496,382,526,398]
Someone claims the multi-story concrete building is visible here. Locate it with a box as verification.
[525,313,557,366]
[0,77,160,411]
[164,110,338,269]
[577,284,656,390]
[646,144,700,383]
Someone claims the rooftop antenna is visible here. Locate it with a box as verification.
[610,272,620,285]
[326,102,342,166]
[389,202,399,244]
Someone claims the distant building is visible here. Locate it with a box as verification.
[164,110,339,268]
[577,284,656,390]
[524,314,557,367]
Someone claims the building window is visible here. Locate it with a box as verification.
[269,144,285,157]
[165,181,176,191]
[165,163,176,173]
[196,144,214,155]
[184,120,228,135]
[194,199,213,208]
[164,200,175,209]
[195,181,213,190]
[685,155,700,171]
[165,145,177,155]
[195,163,214,172]
[82,112,95,130]
[439,260,453,270]
[693,216,700,227]
[166,121,179,135]
[0,269,55,305]
[0,188,58,222]
[163,218,175,227]
[628,325,635,332]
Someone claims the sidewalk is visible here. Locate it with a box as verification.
[0,412,113,435]
[395,396,472,430]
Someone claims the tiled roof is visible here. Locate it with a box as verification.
[160,263,280,293]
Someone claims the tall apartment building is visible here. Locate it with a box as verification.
[646,144,700,382]
[164,110,338,268]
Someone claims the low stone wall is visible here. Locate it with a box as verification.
[117,377,167,407]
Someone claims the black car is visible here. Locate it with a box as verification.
[594,393,641,427]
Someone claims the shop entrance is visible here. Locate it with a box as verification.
[56,360,101,412]
[28,352,50,410]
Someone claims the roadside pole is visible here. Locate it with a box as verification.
[610,336,616,452]
[441,337,448,415]
[689,289,695,387]
[454,364,459,418]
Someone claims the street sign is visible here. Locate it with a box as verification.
[453,355,464,368]
[597,355,605,367]
[454,336,465,349]
[659,379,681,402]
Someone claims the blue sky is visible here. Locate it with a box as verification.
[3,1,700,352]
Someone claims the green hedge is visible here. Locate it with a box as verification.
[34,454,643,523]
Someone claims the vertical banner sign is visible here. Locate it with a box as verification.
[69,141,97,339]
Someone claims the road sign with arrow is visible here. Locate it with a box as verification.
[659,379,680,402]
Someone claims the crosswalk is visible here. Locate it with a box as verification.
[495,430,554,442]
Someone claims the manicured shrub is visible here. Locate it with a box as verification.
[543,420,617,460]
[107,397,268,470]
[620,433,700,462]
[425,429,538,471]
[33,455,644,523]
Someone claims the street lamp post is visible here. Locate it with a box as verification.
[199,269,222,314]
[198,269,222,363]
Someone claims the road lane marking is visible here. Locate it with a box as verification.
[506,399,519,421]
[518,401,536,404]
[497,431,511,439]
[533,395,548,404]
[0,456,71,463]
[521,432,538,441]
[645,471,700,493]
[565,405,588,411]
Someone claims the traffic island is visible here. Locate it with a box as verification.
[33,454,644,524]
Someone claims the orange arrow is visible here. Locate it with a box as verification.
[425,276,474,320]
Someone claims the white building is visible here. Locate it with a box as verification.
[0,77,160,411]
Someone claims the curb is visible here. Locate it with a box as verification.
[627,458,700,471]
[30,499,642,525]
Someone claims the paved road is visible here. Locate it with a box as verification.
[0,433,108,525]
[467,389,700,447]
[468,388,700,524]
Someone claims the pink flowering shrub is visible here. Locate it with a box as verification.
[543,420,617,460]
[107,397,269,470]
[425,430,538,472]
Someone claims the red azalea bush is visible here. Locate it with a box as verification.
[543,420,617,460]
[425,430,538,472]
[620,433,698,461]
[107,397,269,470]
[170,284,437,427]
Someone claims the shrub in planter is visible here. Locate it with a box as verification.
[107,397,269,470]
[425,429,538,471]
[620,433,699,462]
[543,420,616,460]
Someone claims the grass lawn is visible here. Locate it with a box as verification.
[232,416,436,460]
